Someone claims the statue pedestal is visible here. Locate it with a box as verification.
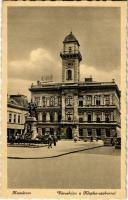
[25,117,38,140]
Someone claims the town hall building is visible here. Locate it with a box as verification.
[29,32,121,140]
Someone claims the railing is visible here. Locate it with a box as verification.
[36,105,61,108]
[60,120,118,124]
[78,120,117,123]
[78,104,116,108]
[60,50,79,54]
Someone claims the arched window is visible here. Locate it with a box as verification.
[50,112,54,122]
[105,113,110,122]
[42,113,46,122]
[96,113,101,123]
[66,70,72,80]
[105,117,109,122]
[96,117,100,122]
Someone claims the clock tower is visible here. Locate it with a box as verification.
[60,32,82,83]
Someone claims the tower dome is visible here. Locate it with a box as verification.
[63,32,80,46]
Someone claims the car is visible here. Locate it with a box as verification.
[115,137,121,149]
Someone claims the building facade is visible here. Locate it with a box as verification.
[7,95,28,141]
[29,32,121,139]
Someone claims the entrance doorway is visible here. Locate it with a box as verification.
[66,127,72,139]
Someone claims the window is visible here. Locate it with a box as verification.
[79,117,83,122]
[50,96,55,106]
[96,113,101,123]
[69,46,72,52]
[104,95,110,105]
[35,97,40,106]
[42,97,47,107]
[50,128,54,135]
[9,113,12,123]
[79,128,83,136]
[18,115,20,124]
[58,113,61,122]
[88,129,92,136]
[96,117,100,122]
[54,96,58,106]
[95,96,101,106]
[14,114,16,123]
[66,96,73,106]
[86,95,92,106]
[79,100,83,107]
[68,62,73,67]
[66,70,72,80]
[87,114,92,122]
[105,117,109,123]
[106,129,110,137]
[105,113,110,122]
[58,96,61,106]
[66,110,73,121]
[50,112,54,122]
[96,129,101,137]
[42,128,46,134]
[42,113,46,122]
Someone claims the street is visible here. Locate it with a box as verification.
[8,141,121,189]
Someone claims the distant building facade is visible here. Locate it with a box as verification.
[7,95,28,141]
[29,32,121,139]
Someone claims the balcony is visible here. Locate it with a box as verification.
[60,50,82,61]
[60,50,79,54]
[37,121,61,125]
[36,105,61,111]
[78,104,117,110]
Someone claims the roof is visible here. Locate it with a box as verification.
[7,94,28,109]
[63,32,80,46]
[8,98,19,105]
[29,81,121,98]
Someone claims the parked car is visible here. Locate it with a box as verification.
[115,137,121,149]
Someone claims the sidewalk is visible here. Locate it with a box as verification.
[8,140,104,159]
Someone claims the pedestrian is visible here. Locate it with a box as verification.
[74,134,77,143]
[52,134,57,146]
[48,134,53,148]
[111,137,114,146]
[90,136,93,142]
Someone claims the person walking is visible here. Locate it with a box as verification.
[52,134,57,146]
[73,134,78,143]
[48,134,53,148]
[90,136,93,142]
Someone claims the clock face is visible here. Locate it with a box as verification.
[66,60,74,68]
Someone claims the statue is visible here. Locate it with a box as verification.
[28,102,37,118]
[23,101,38,140]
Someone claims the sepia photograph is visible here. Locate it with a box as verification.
[1,1,126,199]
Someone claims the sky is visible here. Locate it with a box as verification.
[8,6,120,99]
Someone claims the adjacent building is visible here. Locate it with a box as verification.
[29,32,121,139]
[7,95,28,142]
